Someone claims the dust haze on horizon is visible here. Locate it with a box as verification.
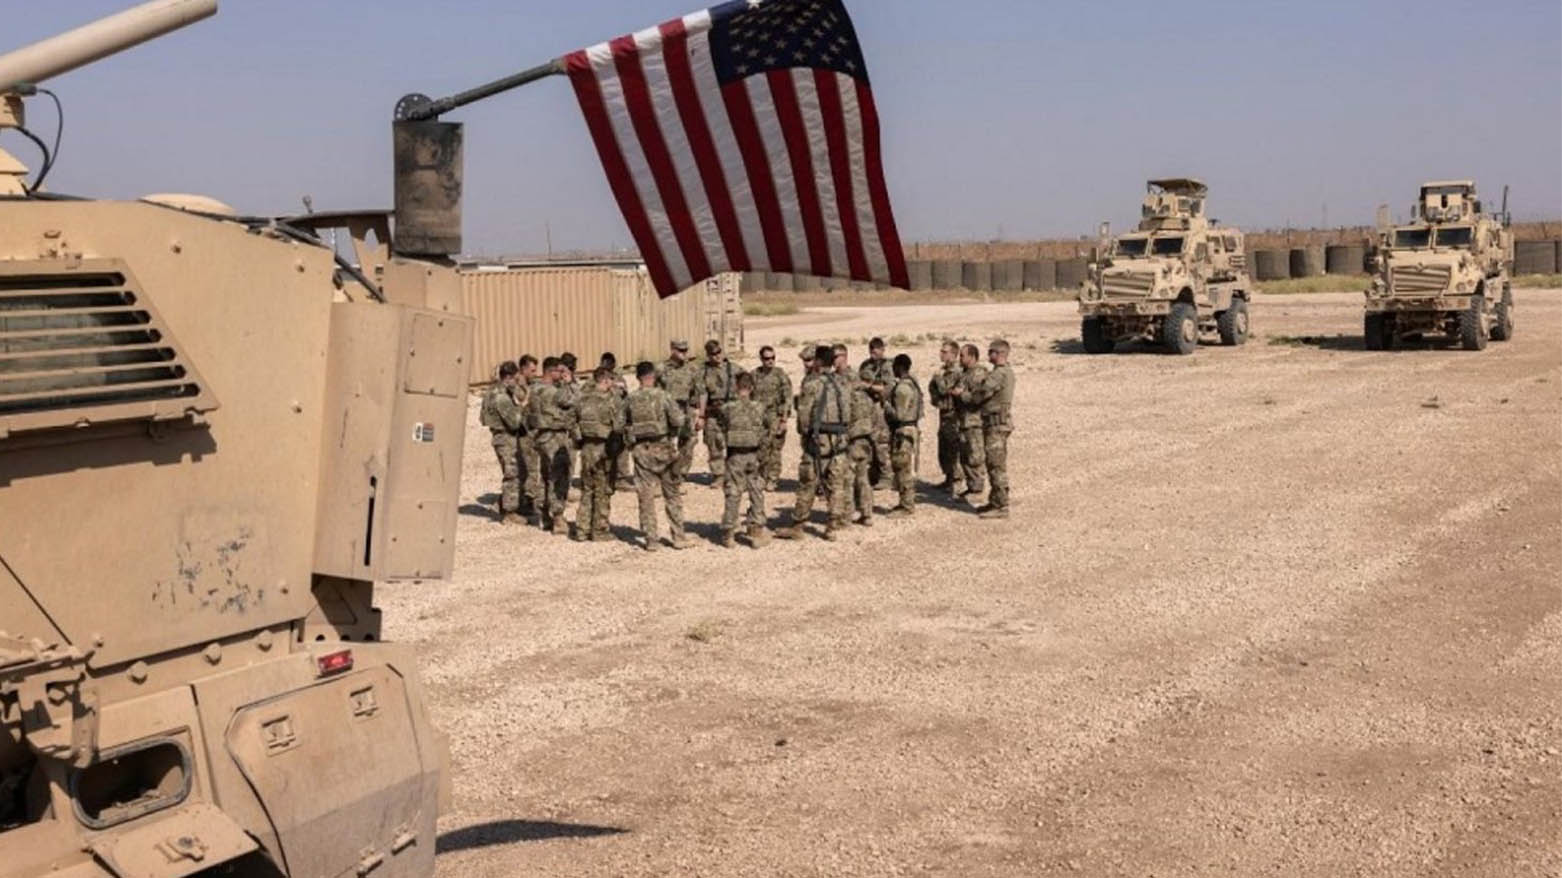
[7,0,1560,257]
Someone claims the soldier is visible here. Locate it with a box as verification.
[479,361,526,523]
[948,343,988,502]
[516,353,543,518]
[696,339,745,483]
[527,356,578,535]
[971,339,1016,519]
[656,339,701,485]
[816,344,856,539]
[751,344,793,491]
[717,372,775,548]
[624,361,694,552]
[775,344,826,540]
[844,348,878,527]
[926,340,964,494]
[885,353,923,517]
[573,366,625,541]
[600,352,635,492]
[858,337,894,489]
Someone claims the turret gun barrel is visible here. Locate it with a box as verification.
[0,0,217,92]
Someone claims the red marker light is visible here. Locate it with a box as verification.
[316,649,354,676]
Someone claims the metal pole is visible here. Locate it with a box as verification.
[398,58,565,121]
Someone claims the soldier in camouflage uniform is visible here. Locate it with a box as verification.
[885,354,924,517]
[655,340,701,486]
[479,361,526,523]
[717,372,775,548]
[573,366,626,541]
[516,354,543,518]
[844,353,878,527]
[600,352,635,492]
[858,337,894,490]
[751,345,793,490]
[970,339,1016,519]
[925,340,963,494]
[526,356,578,535]
[624,361,694,552]
[948,343,988,501]
[775,344,825,540]
[817,344,856,538]
[696,339,745,482]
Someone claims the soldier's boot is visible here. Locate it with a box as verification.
[501,513,526,526]
[721,529,737,549]
[670,534,695,550]
[552,516,570,536]
[886,506,912,519]
[644,535,661,552]
[747,524,772,548]
[856,515,874,528]
[979,505,1010,520]
[774,524,802,540]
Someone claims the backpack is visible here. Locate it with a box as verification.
[577,391,615,440]
[627,389,668,440]
[847,381,876,439]
[813,375,849,436]
[724,400,764,449]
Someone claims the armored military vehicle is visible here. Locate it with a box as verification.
[2,2,478,875]
[1364,181,1514,351]
[1078,179,1253,355]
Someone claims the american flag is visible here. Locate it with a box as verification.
[564,0,908,298]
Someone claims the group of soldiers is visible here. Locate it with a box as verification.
[480,335,1016,551]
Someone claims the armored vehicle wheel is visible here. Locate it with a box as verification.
[1161,303,1198,355]
[1364,313,1392,351]
[1081,317,1115,354]
[1492,293,1514,342]
[1217,299,1250,346]
[1459,295,1488,351]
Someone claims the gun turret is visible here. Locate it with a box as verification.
[0,0,216,92]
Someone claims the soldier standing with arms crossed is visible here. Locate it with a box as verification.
[573,366,625,541]
[885,354,923,518]
[600,352,635,492]
[480,361,526,523]
[527,357,578,536]
[775,344,826,540]
[926,340,964,495]
[969,339,1016,519]
[751,345,793,491]
[717,372,775,548]
[696,339,744,483]
[516,354,543,520]
[656,340,701,487]
[624,362,694,552]
[814,344,855,540]
[949,343,989,503]
[858,337,895,490]
[845,353,879,527]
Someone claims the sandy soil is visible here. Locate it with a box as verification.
[380,289,1562,877]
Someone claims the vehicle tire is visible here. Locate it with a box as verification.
[1364,313,1389,351]
[1217,299,1250,346]
[1491,291,1514,342]
[1081,317,1114,354]
[1161,302,1198,355]
[1459,295,1488,351]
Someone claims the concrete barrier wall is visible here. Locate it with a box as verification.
[1514,240,1558,275]
[961,261,992,291]
[931,260,961,289]
[1023,259,1057,291]
[1325,245,1367,275]
[991,259,1024,291]
[907,260,934,291]
[1055,258,1087,290]
[1289,246,1325,278]
[1252,249,1291,281]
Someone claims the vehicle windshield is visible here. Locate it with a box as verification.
[1436,226,1473,248]
[1115,238,1149,257]
[1393,228,1432,248]
[1151,236,1184,256]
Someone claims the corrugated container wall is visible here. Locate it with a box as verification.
[461,266,742,385]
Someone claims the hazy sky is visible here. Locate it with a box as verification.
[8,0,1560,256]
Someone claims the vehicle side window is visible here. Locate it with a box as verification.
[1195,244,1209,261]
[1224,236,1238,251]
[1210,237,1224,253]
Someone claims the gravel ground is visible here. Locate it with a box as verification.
[380,289,1562,877]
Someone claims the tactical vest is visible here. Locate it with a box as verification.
[536,384,571,431]
[479,387,502,430]
[723,400,765,450]
[847,380,877,440]
[703,361,737,404]
[931,366,959,415]
[813,374,849,436]
[753,367,787,412]
[958,366,988,428]
[627,389,669,440]
[576,391,616,440]
[795,372,823,436]
[659,360,696,408]
[888,377,923,427]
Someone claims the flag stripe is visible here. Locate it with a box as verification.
[565,49,678,296]
[812,69,870,282]
[660,19,750,272]
[837,79,889,281]
[725,79,798,272]
[855,80,908,288]
[793,69,853,281]
[611,34,713,285]
[767,70,832,278]
[684,13,770,272]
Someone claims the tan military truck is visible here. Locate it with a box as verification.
[1,3,479,876]
[1364,180,1514,351]
[1078,179,1253,355]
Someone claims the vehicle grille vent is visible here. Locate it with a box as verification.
[0,260,218,439]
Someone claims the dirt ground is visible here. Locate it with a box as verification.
[381,289,1562,877]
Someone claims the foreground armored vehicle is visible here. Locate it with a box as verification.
[1364,180,1514,351]
[2,3,477,875]
[1078,179,1253,355]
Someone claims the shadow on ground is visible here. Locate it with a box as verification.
[437,819,629,853]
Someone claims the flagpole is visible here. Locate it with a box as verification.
[395,57,565,121]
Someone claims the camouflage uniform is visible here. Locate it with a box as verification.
[845,375,878,525]
[623,385,688,549]
[606,371,633,489]
[479,383,525,516]
[783,369,826,531]
[656,358,701,483]
[698,359,745,479]
[971,363,1016,512]
[956,362,989,495]
[752,363,793,487]
[573,386,625,540]
[718,397,774,539]
[527,379,577,533]
[886,375,924,513]
[518,376,545,514]
[813,372,854,535]
[858,356,894,487]
[926,362,962,491]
